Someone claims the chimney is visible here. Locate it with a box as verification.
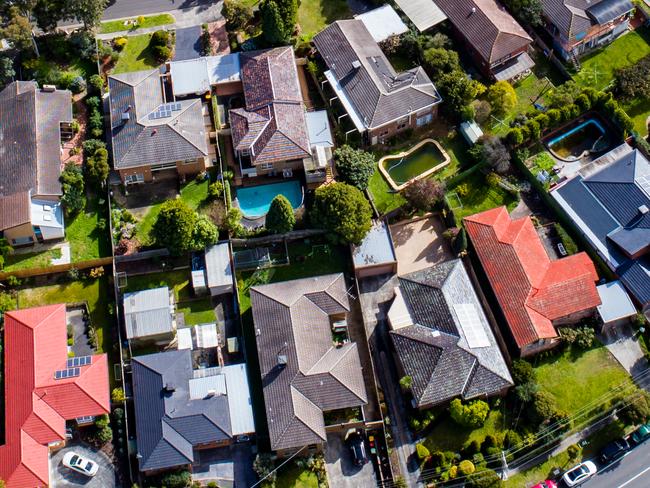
[42,84,56,92]
[152,128,158,136]
[639,205,649,215]
[277,354,288,366]
[121,112,130,122]
[164,383,176,392]
[352,60,361,69]
[470,6,476,14]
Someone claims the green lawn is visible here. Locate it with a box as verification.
[297,0,351,37]
[100,13,174,34]
[112,33,160,74]
[436,131,474,180]
[124,269,193,301]
[490,74,552,136]
[624,97,650,136]
[137,180,209,245]
[446,171,518,224]
[4,249,62,272]
[177,297,216,325]
[67,193,112,261]
[275,464,318,488]
[424,409,508,453]
[534,344,630,417]
[368,169,406,215]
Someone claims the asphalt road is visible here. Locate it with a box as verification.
[583,441,650,488]
[103,0,214,20]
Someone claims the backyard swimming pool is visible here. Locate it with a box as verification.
[378,139,450,191]
[236,181,303,219]
[547,118,611,161]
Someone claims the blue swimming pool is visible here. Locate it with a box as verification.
[236,181,303,219]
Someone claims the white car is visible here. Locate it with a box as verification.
[561,461,597,486]
[62,452,99,477]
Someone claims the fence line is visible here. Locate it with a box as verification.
[0,256,113,280]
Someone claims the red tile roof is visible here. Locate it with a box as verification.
[464,207,601,349]
[0,304,110,488]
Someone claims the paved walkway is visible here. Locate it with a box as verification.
[51,243,71,265]
[599,325,650,390]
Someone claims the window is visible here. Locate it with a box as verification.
[417,114,433,127]
[397,118,409,130]
[260,163,274,170]
[125,173,144,184]
[183,159,196,165]
[151,162,177,171]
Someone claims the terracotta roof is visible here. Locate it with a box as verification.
[250,274,368,451]
[464,207,601,349]
[0,305,110,488]
[433,0,532,64]
[229,47,311,165]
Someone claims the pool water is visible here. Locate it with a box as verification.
[547,119,609,160]
[236,181,303,219]
[382,143,446,185]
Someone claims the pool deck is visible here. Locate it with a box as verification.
[378,138,450,191]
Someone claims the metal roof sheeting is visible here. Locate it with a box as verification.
[306,110,334,147]
[596,281,637,323]
[205,242,233,290]
[586,0,634,24]
[493,52,535,81]
[222,363,256,435]
[352,220,396,268]
[460,120,484,145]
[169,53,241,97]
[394,0,448,31]
[355,5,409,42]
[195,323,219,348]
[177,328,193,350]
[123,287,174,339]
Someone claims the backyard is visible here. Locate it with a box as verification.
[297,0,351,37]
[112,33,161,74]
[275,463,318,488]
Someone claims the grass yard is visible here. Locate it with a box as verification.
[4,249,62,272]
[177,297,217,325]
[534,344,630,417]
[124,269,193,301]
[100,13,174,34]
[424,410,508,454]
[368,169,407,215]
[275,463,318,488]
[491,74,552,136]
[67,193,112,261]
[446,171,519,224]
[297,0,351,37]
[112,33,160,74]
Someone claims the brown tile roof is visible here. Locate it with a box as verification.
[229,47,311,165]
[539,0,634,40]
[464,207,601,350]
[434,0,532,64]
[0,81,72,231]
[250,274,368,451]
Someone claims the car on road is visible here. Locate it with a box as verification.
[532,480,557,488]
[631,423,650,445]
[62,452,99,477]
[561,461,597,486]
[345,428,368,466]
[599,437,630,463]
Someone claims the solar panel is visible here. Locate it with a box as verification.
[453,303,490,348]
[54,367,81,380]
[67,356,92,367]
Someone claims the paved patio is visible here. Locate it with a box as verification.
[325,431,377,488]
[50,442,116,488]
[389,215,453,275]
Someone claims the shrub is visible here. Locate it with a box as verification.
[409,417,422,431]
[487,80,517,116]
[546,108,561,126]
[530,391,559,424]
[190,215,218,250]
[567,444,581,460]
[60,163,85,216]
[265,194,295,234]
[310,183,372,245]
[208,181,224,199]
[150,29,169,47]
[402,178,445,211]
[515,381,540,403]
[459,460,476,476]
[467,468,503,487]
[159,470,191,488]
[113,37,128,50]
[574,93,591,111]
[152,44,171,62]
[504,430,522,449]
[619,389,650,425]
[534,113,549,130]
[481,135,511,174]
[253,453,276,487]
[481,435,500,453]
[222,0,254,31]
[153,199,197,255]
[507,127,523,146]
[526,119,541,140]
[554,223,578,255]
[111,387,126,403]
[430,451,447,467]
[456,183,469,197]
[334,145,375,190]
[83,139,106,157]
[453,227,468,254]
[449,398,490,428]
[575,325,595,349]
[399,375,413,391]
[69,76,86,94]
[416,442,430,461]
[86,147,110,185]
[511,359,535,385]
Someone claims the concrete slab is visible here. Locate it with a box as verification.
[174,26,203,61]
[389,215,453,275]
[325,431,376,488]
[50,442,116,488]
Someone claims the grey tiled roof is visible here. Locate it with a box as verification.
[0,81,72,230]
[540,0,632,40]
[132,350,234,472]
[123,287,174,340]
[389,260,512,408]
[313,20,441,130]
[250,274,368,451]
[108,70,208,170]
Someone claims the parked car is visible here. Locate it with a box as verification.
[345,428,368,466]
[532,480,557,488]
[562,461,597,486]
[62,452,99,477]
[631,423,650,445]
[599,437,630,463]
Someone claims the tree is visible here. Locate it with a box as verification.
[260,0,288,45]
[515,381,539,403]
[436,71,483,118]
[449,398,490,428]
[60,162,85,216]
[152,199,197,255]
[399,375,412,391]
[86,147,109,185]
[82,138,106,157]
[467,468,503,487]
[0,56,15,86]
[402,178,444,211]
[64,0,107,29]
[487,81,517,117]
[614,55,650,101]
[471,100,492,124]
[311,183,372,245]
[190,215,218,250]
[222,0,253,31]
[111,387,126,403]
[619,390,650,425]
[511,359,535,385]
[151,29,169,47]
[459,460,476,475]
[502,0,543,26]
[276,0,297,37]
[266,194,295,234]
[416,442,430,461]
[334,145,375,190]
[481,135,511,174]
[2,7,33,52]
[530,391,559,425]
[253,453,276,488]
[423,47,460,77]
[32,0,66,32]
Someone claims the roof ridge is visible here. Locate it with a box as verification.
[167,100,209,153]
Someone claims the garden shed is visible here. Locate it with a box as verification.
[205,242,234,296]
[352,220,397,279]
[460,120,483,145]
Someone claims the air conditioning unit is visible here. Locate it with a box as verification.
[42,84,56,92]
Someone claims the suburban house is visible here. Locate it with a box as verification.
[540,0,635,61]
[551,145,650,311]
[414,0,535,80]
[123,286,176,345]
[0,304,110,488]
[313,19,441,145]
[388,260,513,409]
[131,350,254,476]
[0,81,73,246]
[464,207,601,357]
[108,69,210,184]
[250,274,368,455]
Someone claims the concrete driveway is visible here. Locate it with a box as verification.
[174,26,202,61]
[389,215,453,275]
[50,442,116,488]
[325,431,377,488]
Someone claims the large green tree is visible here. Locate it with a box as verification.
[85,147,109,186]
[266,194,295,234]
[310,182,372,245]
[222,0,253,31]
[152,199,197,255]
[190,215,218,250]
[333,145,375,191]
[502,0,543,26]
[487,80,517,117]
[2,6,33,52]
[60,162,85,216]
[260,0,296,44]
[615,54,650,101]
[0,57,14,87]
[422,47,460,77]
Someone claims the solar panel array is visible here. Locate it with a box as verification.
[67,356,92,367]
[148,102,182,120]
[453,303,490,349]
[54,367,81,380]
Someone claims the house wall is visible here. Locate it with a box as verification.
[276,444,323,459]
[129,330,175,347]
[354,263,397,280]
[552,307,596,327]
[118,157,207,184]
[240,158,304,177]
[520,337,562,358]
[214,81,243,97]
[368,105,438,145]
[4,222,37,247]
[546,14,631,59]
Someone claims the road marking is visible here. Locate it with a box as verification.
[618,465,650,487]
